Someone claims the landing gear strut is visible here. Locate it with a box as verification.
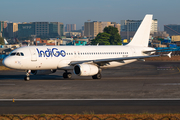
[24,70,31,81]
[63,70,72,79]
[92,69,102,79]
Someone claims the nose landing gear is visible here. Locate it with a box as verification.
[24,70,31,81]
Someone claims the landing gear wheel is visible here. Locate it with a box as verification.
[92,73,101,79]
[24,76,30,81]
[63,72,72,79]
[67,72,72,79]
[24,70,31,81]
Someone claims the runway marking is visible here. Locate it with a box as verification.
[1,98,180,101]
[177,67,180,72]
[157,67,174,70]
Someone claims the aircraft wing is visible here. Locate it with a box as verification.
[69,54,161,66]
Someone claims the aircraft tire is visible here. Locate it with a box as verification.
[67,72,72,79]
[92,73,101,79]
[24,76,30,81]
[63,72,72,79]
[63,73,67,78]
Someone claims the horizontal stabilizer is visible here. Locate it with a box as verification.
[143,48,176,54]
[161,52,172,58]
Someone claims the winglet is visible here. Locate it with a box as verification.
[162,52,172,58]
[167,52,172,58]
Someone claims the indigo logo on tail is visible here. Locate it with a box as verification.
[36,48,66,57]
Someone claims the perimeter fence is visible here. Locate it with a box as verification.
[0,115,180,120]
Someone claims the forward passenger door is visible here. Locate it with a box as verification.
[29,48,37,61]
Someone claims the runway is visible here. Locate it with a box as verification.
[1,61,180,114]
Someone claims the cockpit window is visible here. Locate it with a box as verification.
[10,52,24,56]
[16,52,20,56]
[10,52,16,56]
[20,53,24,56]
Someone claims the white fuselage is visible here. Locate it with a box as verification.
[3,45,155,70]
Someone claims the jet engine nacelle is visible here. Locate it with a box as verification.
[73,64,99,76]
[31,70,56,75]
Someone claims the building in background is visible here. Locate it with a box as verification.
[64,29,82,38]
[18,22,35,38]
[121,19,158,40]
[82,26,84,31]
[84,21,102,39]
[151,19,158,32]
[8,23,19,38]
[0,21,8,38]
[18,22,64,39]
[65,24,76,32]
[84,21,120,39]
[34,22,49,38]
[164,24,180,36]
[49,22,64,38]
[151,31,169,38]
[171,35,180,42]
[114,23,121,35]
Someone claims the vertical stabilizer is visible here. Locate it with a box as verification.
[127,14,153,47]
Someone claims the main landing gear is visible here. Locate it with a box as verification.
[24,70,31,81]
[63,70,72,79]
[92,73,101,79]
[92,69,102,79]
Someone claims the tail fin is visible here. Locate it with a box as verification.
[127,14,153,47]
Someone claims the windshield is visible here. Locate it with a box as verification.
[10,52,24,56]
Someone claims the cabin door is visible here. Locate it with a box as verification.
[29,48,37,61]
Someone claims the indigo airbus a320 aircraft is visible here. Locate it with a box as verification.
[2,14,171,81]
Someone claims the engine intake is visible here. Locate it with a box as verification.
[73,64,99,76]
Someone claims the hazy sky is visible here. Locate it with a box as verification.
[1,0,180,30]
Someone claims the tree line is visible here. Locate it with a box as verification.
[91,26,122,45]
[0,37,5,45]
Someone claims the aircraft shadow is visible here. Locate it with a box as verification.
[0,75,68,80]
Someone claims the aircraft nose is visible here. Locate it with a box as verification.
[2,57,11,68]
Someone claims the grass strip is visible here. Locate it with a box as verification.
[1,114,180,120]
